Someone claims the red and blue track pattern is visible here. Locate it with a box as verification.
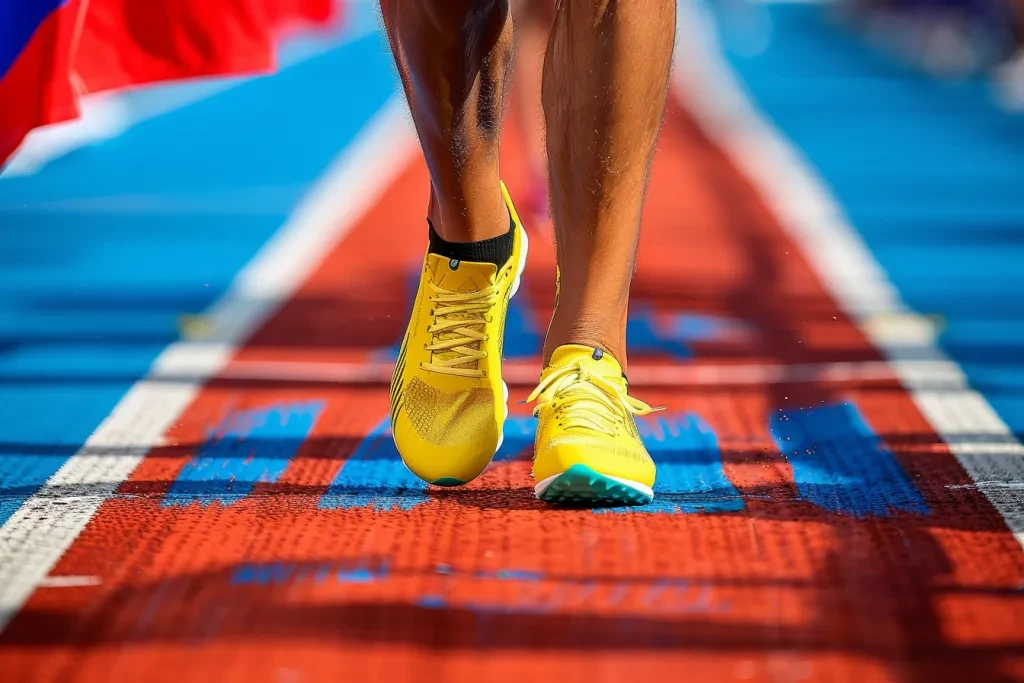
[1,4,1023,682]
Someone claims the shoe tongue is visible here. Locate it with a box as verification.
[426,253,497,290]
[425,254,496,372]
[548,344,624,378]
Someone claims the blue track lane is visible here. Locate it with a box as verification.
[0,22,396,525]
[719,5,1024,439]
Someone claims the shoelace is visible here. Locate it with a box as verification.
[420,281,499,378]
[526,361,662,436]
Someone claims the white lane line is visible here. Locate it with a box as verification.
[0,96,417,632]
[675,0,1024,549]
[38,575,102,588]
[214,358,949,388]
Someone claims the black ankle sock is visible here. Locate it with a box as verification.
[427,214,514,268]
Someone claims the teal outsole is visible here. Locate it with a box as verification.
[431,477,466,487]
[538,464,653,506]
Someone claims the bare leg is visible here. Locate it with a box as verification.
[542,0,676,369]
[380,0,515,241]
[509,0,554,219]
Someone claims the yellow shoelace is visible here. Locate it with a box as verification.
[527,361,662,436]
[420,281,500,378]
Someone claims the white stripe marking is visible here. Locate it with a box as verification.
[675,0,1024,548]
[0,96,417,631]
[212,358,954,388]
[38,575,102,588]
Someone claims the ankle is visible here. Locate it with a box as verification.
[427,186,510,243]
[427,209,514,268]
[543,321,627,371]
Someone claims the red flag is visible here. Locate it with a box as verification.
[0,0,341,166]
[0,0,85,164]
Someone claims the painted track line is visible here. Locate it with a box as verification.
[218,358,955,387]
[37,575,102,588]
[676,0,1024,548]
[0,96,417,631]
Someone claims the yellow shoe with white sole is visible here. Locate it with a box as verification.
[390,183,529,485]
[530,344,659,505]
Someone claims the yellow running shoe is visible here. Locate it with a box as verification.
[529,344,659,505]
[390,183,529,485]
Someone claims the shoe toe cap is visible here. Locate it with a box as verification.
[391,412,501,485]
[533,436,655,488]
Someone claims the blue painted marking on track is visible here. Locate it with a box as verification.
[599,413,744,514]
[0,16,396,525]
[231,561,550,587]
[319,415,538,511]
[670,313,752,344]
[163,401,324,506]
[318,418,430,511]
[418,596,447,609]
[322,405,928,518]
[770,402,929,518]
[417,595,553,615]
[416,578,727,615]
[504,288,543,358]
[718,5,1024,439]
[644,579,670,604]
[493,416,536,461]
[231,562,388,586]
[670,314,723,343]
[626,305,692,359]
[627,309,755,358]
[320,412,742,514]
[334,568,377,583]
[231,562,297,586]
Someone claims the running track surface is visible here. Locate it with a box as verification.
[1,3,1023,682]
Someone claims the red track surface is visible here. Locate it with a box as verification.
[3,100,1023,683]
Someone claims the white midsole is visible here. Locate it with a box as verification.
[494,222,530,458]
[508,222,529,300]
[534,470,655,499]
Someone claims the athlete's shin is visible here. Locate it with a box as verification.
[381,0,514,242]
[540,0,677,369]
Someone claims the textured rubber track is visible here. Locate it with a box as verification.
[3,82,1024,683]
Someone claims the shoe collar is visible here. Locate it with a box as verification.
[426,253,497,291]
[546,344,625,381]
